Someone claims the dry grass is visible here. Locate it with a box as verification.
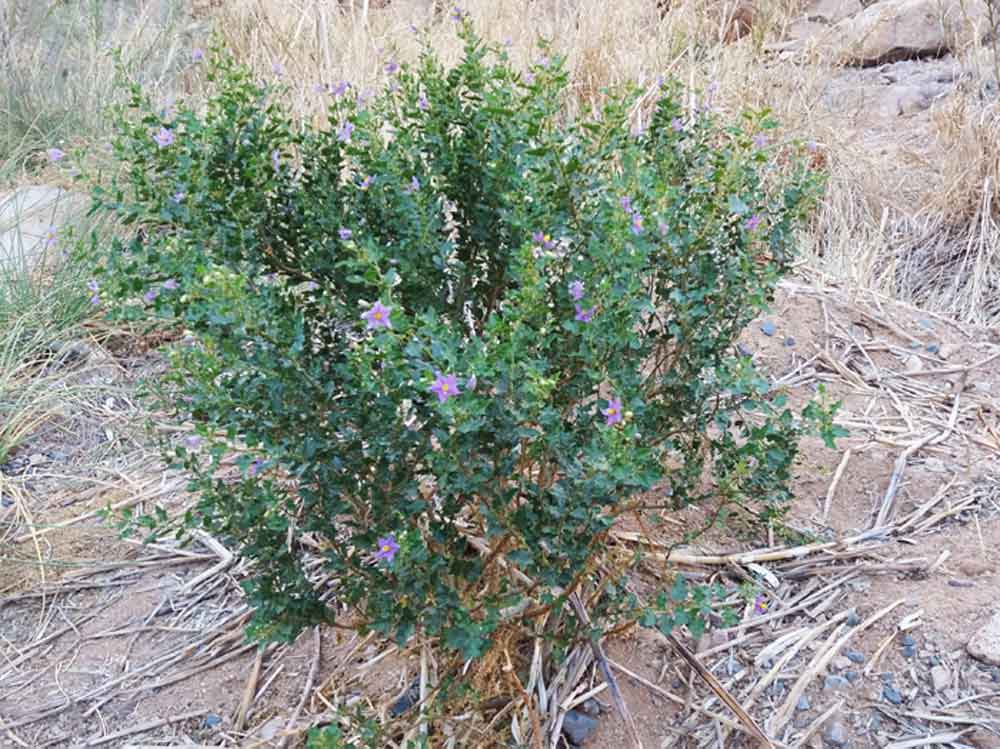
[5,0,1000,322]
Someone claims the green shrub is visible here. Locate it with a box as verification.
[89,21,830,657]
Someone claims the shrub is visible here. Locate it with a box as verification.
[89,21,828,659]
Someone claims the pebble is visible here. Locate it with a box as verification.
[824,721,848,747]
[737,343,753,358]
[563,709,599,746]
[925,342,940,354]
[830,656,852,672]
[903,644,917,659]
[880,672,895,683]
[846,650,865,664]
[846,610,861,626]
[992,668,1000,683]
[797,694,811,711]
[901,634,916,647]
[760,320,777,337]
[918,318,934,330]
[580,698,601,717]
[844,670,860,683]
[204,714,222,728]
[883,684,903,705]
[824,674,850,691]
[930,665,950,692]
[389,681,420,717]
[784,336,796,347]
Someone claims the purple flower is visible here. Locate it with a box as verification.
[524,71,535,85]
[360,174,374,189]
[44,225,57,247]
[429,372,461,403]
[172,190,186,203]
[312,82,325,94]
[162,278,179,290]
[405,176,420,193]
[409,22,419,33]
[752,132,769,148]
[87,279,100,306]
[384,59,400,75]
[671,117,684,133]
[375,534,400,562]
[753,594,769,615]
[531,230,545,244]
[191,47,205,63]
[248,457,264,476]
[658,220,669,236]
[569,279,584,301]
[47,147,66,162]
[574,304,595,323]
[329,80,349,97]
[153,127,175,149]
[536,55,550,69]
[303,281,319,292]
[449,6,466,22]
[143,287,159,303]
[806,140,819,153]
[362,300,391,329]
[184,435,202,449]
[337,120,354,143]
[620,196,632,214]
[630,211,644,235]
[417,92,429,111]
[744,214,762,232]
[272,149,282,173]
[466,374,477,391]
[271,61,285,76]
[504,38,513,47]
[356,89,373,106]
[338,227,353,240]
[603,398,623,426]
[263,273,277,284]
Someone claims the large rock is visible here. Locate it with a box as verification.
[831,0,990,66]
[968,609,1000,666]
[0,186,82,279]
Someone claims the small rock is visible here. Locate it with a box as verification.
[580,698,601,717]
[389,680,420,717]
[938,343,959,359]
[761,320,777,337]
[784,336,796,347]
[927,655,941,666]
[737,343,754,358]
[968,610,1000,666]
[883,684,903,705]
[203,714,222,728]
[824,720,848,747]
[967,728,1000,749]
[930,665,950,692]
[844,670,860,683]
[825,674,850,691]
[831,655,852,672]
[797,694,811,711]
[846,610,861,626]
[563,709,599,746]
[992,667,1000,683]
[918,318,934,330]
[949,579,975,588]
[925,342,940,354]
[880,672,895,683]
[903,644,917,659]
[903,354,923,373]
[846,650,865,663]
[901,634,916,647]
